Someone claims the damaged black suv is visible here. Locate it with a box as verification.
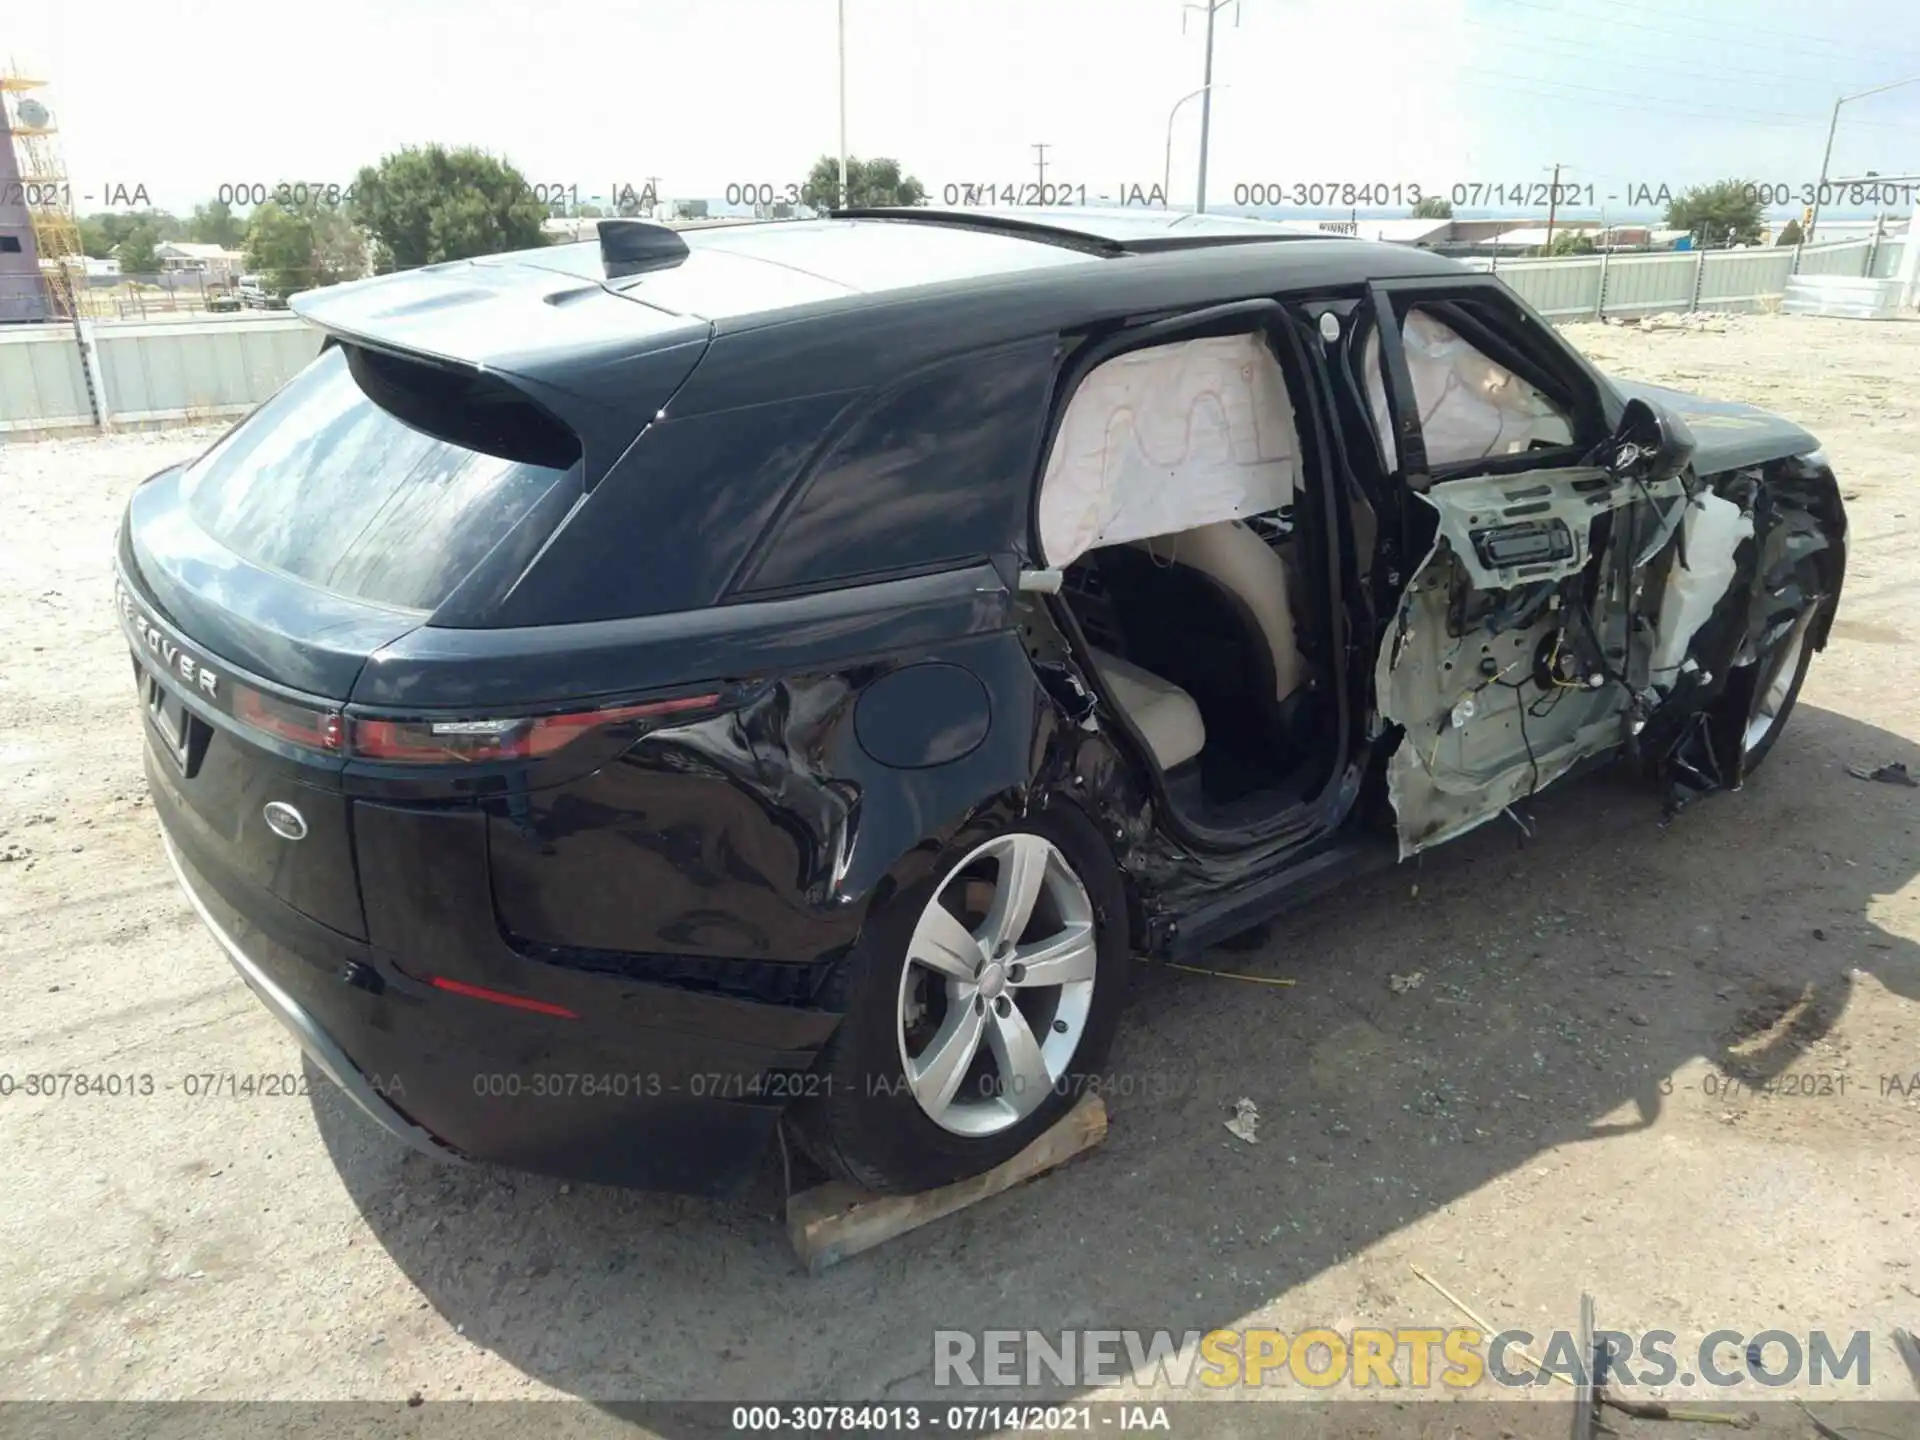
[117,209,1846,1196]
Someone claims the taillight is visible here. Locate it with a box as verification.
[349,693,721,764]
[227,684,720,764]
[233,684,345,752]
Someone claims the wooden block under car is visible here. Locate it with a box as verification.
[785,1094,1109,1274]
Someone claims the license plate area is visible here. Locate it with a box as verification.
[136,656,207,776]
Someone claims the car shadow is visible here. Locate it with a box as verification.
[309,700,1919,1411]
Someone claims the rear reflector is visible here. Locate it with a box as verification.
[428,975,579,1019]
[350,693,720,764]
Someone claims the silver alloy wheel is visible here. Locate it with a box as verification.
[1742,617,1811,756]
[895,832,1098,1137]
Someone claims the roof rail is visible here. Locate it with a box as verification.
[827,208,1128,257]
[827,206,1344,258]
[1121,233,1339,254]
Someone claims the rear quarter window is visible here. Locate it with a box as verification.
[739,338,1059,594]
[181,345,580,612]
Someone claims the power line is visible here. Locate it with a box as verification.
[1475,0,1920,68]
[1493,0,1920,62]
[1452,62,1899,129]
[1455,16,1861,91]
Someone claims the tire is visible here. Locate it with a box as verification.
[791,801,1131,1194]
[1737,612,1816,774]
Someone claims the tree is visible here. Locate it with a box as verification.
[1775,217,1803,247]
[80,210,184,258]
[1548,229,1596,256]
[799,154,926,211]
[1666,180,1763,249]
[188,198,246,248]
[1410,194,1453,220]
[117,223,162,275]
[351,145,550,268]
[78,215,116,258]
[244,197,368,296]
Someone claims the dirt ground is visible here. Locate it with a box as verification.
[1,314,1916,1426]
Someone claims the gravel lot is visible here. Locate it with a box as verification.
[1,315,1916,1424]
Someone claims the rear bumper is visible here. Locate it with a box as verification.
[162,830,460,1165]
[153,772,840,1197]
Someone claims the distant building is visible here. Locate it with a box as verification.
[58,253,120,281]
[541,216,597,243]
[154,241,245,284]
[1341,217,1456,246]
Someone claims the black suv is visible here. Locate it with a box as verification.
[117,210,1846,1196]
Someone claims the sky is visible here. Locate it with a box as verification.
[6,0,1920,219]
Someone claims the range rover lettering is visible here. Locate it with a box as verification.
[117,210,1846,1196]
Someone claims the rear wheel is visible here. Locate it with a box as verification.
[793,804,1130,1194]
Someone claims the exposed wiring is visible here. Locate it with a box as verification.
[1543,626,1587,689]
[1496,676,1542,803]
[1424,656,1525,775]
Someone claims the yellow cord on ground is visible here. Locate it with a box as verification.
[1158,961,1297,986]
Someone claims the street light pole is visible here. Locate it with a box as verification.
[1807,73,1920,245]
[1163,84,1215,203]
[1196,2,1217,214]
[1182,0,1237,214]
[837,0,849,208]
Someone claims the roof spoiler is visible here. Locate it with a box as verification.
[597,219,691,279]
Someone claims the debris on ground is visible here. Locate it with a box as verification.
[1893,1327,1920,1395]
[1847,760,1918,787]
[1224,1097,1260,1144]
[1624,310,1734,334]
[1388,971,1425,994]
[1162,960,1297,987]
[1412,1268,1752,1429]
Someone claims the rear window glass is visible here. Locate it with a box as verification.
[181,345,579,611]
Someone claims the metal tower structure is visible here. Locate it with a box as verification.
[2,66,81,318]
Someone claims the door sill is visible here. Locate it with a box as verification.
[1167,835,1398,959]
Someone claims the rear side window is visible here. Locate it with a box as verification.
[739,337,1058,594]
[182,345,580,611]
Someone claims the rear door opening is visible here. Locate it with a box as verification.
[1035,311,1350,843]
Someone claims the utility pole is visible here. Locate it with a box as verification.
[837,0,849,207]
[1033,143,1050,193]
[1182,0,1238,214]
[1543,161,1562,252]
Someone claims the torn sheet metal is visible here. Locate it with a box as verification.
[1038,332,1297,568]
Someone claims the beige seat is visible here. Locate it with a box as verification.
[1131,520,1304,703]
[1089,648,1206,771]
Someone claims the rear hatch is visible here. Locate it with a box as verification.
[120,253,712,938]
